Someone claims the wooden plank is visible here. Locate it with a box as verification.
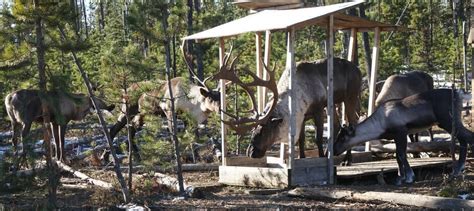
[225,156,267,167]
[326,14,335,185]
[219,166,288,188]
[294,157,327,169]
[292,166,329,186]
[256,32,264,113]
[288,187,474,209]
[219,38,228,166]
[286,28,296,170]
[366,26,381,152]
[337,157,452,178]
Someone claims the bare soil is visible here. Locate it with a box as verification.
[0,159,473,210]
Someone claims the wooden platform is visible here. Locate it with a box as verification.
[337,157,453,178]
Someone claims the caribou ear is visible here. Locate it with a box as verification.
[199,87,210,97]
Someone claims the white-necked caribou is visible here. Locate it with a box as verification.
[215,58,361,161]
[375,71,434,146]
[4,89,115,162]
[334,89,473,185]
[105,47,236,161]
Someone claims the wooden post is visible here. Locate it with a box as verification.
[366,27,381,152]
[263,30,272,106]
[347,28,357,62]
[286,28,296,171]
[219,38,228,166]
[327,15,335,185]
[342,28,357,125]
[256,32,264,113]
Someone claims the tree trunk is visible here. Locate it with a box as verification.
[58,28,131,203]
[186,0,195,82]
[124,85,133,192]
[99,0,105,34]
[34,0,58,208]
[161,5,185,195]
[81,0,88,38]
[359,4,372,77]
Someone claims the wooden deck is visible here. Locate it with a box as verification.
[337,157,453,178]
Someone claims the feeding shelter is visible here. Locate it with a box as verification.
[183,0,398,188]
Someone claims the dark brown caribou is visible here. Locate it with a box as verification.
[375,71,434,145]
[4,89,115,162]
[215,58,361,160]
[334,89,473,185]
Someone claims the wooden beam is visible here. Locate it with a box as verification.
[347,28,357,62]
[326,14,335,185]
[288,187,474,209]
[256,32,264,113]
[342,27,357,125]
[366,27,380,152]
[219,38,228,166]
[262,30,272,107]
[286,28,296,170]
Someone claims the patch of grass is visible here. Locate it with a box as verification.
[438,174,474,198]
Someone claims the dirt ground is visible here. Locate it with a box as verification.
[0,158,473,210]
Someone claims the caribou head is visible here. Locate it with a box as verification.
[181,44,224,115]
[212,54,279,158]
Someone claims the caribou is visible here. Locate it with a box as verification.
[334,89,473,185]
[4,89,115,162]
[105,48,234,161]
[215,57,362,160]
[375,71,434,145]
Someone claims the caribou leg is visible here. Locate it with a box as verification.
[408,133,421,158]
[394,132,414,185]
[343,97,361,166]
[451,126,473,176]
[59,124,68,162]
[313,111,324,158]
[51,123,60,159]
[11,122,21,155]
[298,119,306,158]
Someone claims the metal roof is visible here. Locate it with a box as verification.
[183,1,397,41]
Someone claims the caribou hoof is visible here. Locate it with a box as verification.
[404,175,415,184]
[394,176,404,186]
[451,161,465,177]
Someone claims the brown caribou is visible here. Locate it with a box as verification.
[375,71,434,145]
[105,47,235,161]
[215,58,361,160]
[334,89,473,185]
[4,89,115,162]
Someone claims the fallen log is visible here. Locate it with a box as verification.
[288,187,474,209]
[371,141,457,153]
[56,160,113,190]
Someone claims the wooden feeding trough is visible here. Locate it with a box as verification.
[183,1,399,188]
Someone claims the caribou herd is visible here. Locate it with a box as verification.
[3,51,474,185]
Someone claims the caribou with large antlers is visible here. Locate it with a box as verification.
[105,46,232,160]
[334,89,473,185]
[215,58,361,159]
[5,89,115,162]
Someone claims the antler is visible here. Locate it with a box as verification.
[181,42,234,90]
[213,56,279,135]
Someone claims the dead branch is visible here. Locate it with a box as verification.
[56,160,113,190]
